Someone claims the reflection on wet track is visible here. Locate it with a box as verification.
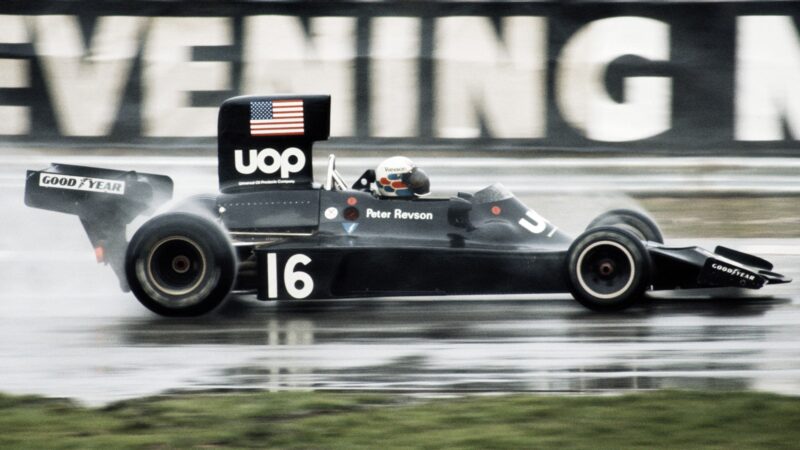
[128,294,800,395]
[2,157,799,405]
[1,265,799,405]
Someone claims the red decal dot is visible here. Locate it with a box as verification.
[344,207,359,221]
[491,206,501,216]
[390,181,407,189]
[347,197,357,206]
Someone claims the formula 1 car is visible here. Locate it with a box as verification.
[24,95,791,316]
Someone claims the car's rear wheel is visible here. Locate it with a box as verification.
[125,212,236,317]
[172,193,219,218]
[586,209,664,244]
[567,227,651,312]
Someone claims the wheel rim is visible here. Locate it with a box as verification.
[576,240,636,300]
[146,236,207,297]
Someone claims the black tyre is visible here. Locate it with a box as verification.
[586,209,664,244]
[566,227,651,312]
[125,212,236,317]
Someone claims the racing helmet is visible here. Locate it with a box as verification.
[375,156,430,197]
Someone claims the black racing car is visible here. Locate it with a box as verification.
[24,95,791,316]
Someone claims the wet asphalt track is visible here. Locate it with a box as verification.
[1,152,799,405]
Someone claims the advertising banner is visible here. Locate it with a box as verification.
[0,1,798,153]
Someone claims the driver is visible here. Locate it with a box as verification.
[375,156,430,198]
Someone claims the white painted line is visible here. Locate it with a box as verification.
[5,155,800,170]
[737,245,800,256]
[0,250,95,262]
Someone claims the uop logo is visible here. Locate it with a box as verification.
[234,147,306,178]
[39,173,125,195]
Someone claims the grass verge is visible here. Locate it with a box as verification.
[1,390,798,449]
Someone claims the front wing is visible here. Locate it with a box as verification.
[649,244,790,291]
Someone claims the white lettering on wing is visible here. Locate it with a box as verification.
[38,173,125,195]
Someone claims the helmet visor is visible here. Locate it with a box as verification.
[402,167,430,196]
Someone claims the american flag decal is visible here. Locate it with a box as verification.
[250,100,304,136]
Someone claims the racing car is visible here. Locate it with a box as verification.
[24,95,791,316]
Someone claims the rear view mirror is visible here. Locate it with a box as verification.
[447,197,474,231]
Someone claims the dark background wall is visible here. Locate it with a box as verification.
[0,1,798,154]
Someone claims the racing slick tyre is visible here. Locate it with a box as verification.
[566,227,652,312]
[586,209,664,244]
[125,212,236,317]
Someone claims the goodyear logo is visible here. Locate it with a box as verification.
[39,173,125,195]
[711,262,756,281]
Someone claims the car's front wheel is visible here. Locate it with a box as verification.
[586,209,664,244]
[566,227,651,312]
[125,212,236,317]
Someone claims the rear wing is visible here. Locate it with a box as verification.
[25,164,173,290]
[217,94,330,193]
[25,164,172,219]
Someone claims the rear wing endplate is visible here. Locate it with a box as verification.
[25,163,173,290]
